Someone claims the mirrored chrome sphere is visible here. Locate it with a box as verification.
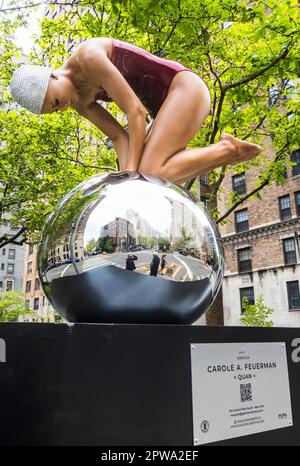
[38,172,224,324]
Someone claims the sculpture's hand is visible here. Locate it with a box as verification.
[113,120,153,172]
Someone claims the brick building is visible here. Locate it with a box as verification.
[217,149,300,326]
[23,244,54,321]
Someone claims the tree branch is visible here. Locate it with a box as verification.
[216,179,270,224]
[242,115,267,141]
[211,166,227,198]
[161,21,179,50]
[0,183,9,219]
[0,227,27,249]
[216,144,289,224]
[205,50,223,91]
[225,43,292,90]
[91,3,103,32]
[0,1,78,12]
[46,148,117,171]
[211,79,288,196]
[210,88,227,144]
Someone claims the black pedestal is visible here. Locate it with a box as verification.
[0,323,299,446]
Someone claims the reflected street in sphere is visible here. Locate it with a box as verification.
[38,172,224,324]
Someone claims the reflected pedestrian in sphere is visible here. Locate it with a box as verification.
[160,254,167,272]
[150,252,160,277]
[126,254,137,271]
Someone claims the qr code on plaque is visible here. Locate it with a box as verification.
[240,383,252,402]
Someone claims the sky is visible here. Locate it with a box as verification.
[2,1,44,54]
[83,180,175,244]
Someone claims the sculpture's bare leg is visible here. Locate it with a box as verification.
[138,72,261,183]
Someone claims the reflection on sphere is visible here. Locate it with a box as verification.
[38,172,224,324]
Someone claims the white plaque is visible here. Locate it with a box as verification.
[190,342,293,445]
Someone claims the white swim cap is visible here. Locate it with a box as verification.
[9,65,52,114]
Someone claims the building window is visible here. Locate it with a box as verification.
[0,281,2,288]
[29,244,34,255]
[8,249,16,260]
[235,208,249,232]
[291,149,300,177]
[35,277,41,290]
[278,195,291,221]
[240,287,255,313]
[295,191,300,217]
[26,280,31,293]
[200,173,210,186]
[232,172,246,195]
[268,79,293,106]
[282,237,297,265]
[268,85,280,106]
[200,195,209,209]
[1,263,4,270]
[2,248,5,256]
[42,296,45,306]
[33,297,39,310]
[287,281,300,310]
[26,299,30,309]
[27,261,32,273]
[5,280,13,291]
[237,247,252,273]
[7,263,14,274]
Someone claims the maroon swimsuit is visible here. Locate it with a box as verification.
[95,39,194,118]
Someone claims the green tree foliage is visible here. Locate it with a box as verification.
[240,295,274,327]
[85,238,97,253]
[0,0,299,247]
[96,234,114,252]
[158,237,171,251]
[136,234,156,249]
[0,290,31,321]
[174,225,193,249]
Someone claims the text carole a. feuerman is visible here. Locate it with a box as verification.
[208,361,277,373]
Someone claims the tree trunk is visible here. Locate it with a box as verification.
[205,285,224,326]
